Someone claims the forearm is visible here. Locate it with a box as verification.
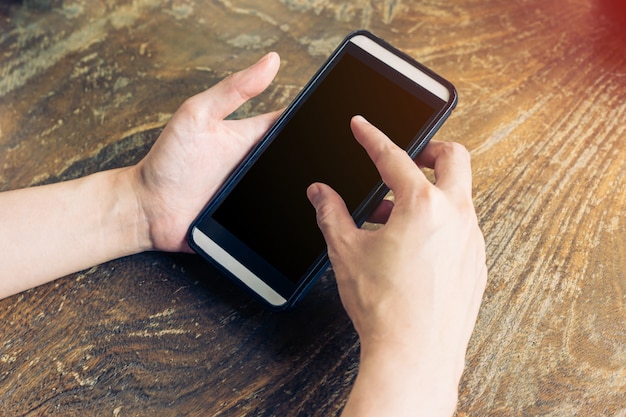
[0,167,150,299]
[341,344,461,417]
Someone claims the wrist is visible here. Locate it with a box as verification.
[106,167,153,255]
[342,340,461,417]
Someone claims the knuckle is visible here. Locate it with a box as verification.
[440,141,471,162]
[176,94,214,128]
[178,95,203,119]
[315,202,335,226]
[223,72,250,103]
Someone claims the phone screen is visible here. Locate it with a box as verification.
[209,42,445,285]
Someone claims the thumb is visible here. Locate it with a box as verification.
[194,52,280,122]
[307,183,356,246]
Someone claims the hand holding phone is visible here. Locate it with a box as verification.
[188,30,458,309]
[133,52,282,254]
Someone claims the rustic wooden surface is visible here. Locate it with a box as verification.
[1,0,624,415]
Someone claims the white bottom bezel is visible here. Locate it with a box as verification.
[191,227,288,307]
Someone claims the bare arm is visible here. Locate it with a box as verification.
[0,52,281,299]
[0,168,145,297]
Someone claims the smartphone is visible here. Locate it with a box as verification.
[188,30,457,310]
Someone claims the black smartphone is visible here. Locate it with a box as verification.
[188,30,457,310]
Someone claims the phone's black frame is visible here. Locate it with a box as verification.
[188,30,458,310]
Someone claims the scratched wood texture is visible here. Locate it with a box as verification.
[1,0,625,416]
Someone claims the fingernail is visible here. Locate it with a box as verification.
[306,183,321,205]
[258,51,277,65]
[352,115,369,124]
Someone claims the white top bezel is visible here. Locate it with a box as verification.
[349,34,450,103]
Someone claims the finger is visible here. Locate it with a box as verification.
[307,182,356,247]
[193,52,280,121]
[350,115,429,195]
[415,141,473,199]
[366,198,394,224]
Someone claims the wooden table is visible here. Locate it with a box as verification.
[1,1,624,415]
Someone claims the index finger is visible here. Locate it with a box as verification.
[350,116,429,196]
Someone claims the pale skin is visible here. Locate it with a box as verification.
[0,52,487,416]
[309,116,487,416]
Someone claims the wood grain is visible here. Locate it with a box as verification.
[1,0,624,416]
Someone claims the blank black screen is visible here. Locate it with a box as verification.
[212,46,442,283]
